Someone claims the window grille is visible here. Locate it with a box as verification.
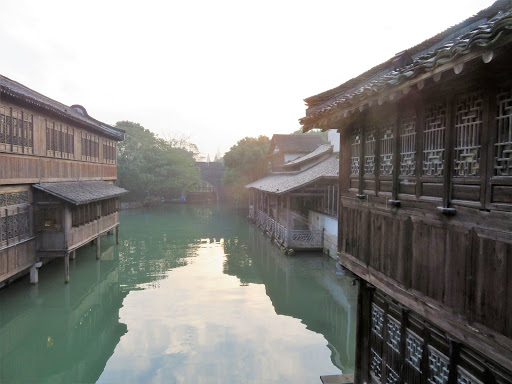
[0,107,5,144]
[423,103,446,177]
[351,129,361,175]
[400,112,416,176]
[454,92,483,177]
[427,347,449,384]
[365,128,376,175]
[495,85,512,176]
[380,122,395,177]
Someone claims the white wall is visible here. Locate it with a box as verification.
[308,210,338,259]
[328,129,340,153]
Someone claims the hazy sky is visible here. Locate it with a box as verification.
[1,0,495,158]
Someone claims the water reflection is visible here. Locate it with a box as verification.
[0,205,356,384]
[224,226,357,374]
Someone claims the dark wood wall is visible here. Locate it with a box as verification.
[338,55,512,374]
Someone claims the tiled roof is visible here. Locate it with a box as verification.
[282,144,332,168]
[0,75,124,140]
[269,134,326,153]
[34,181,127,205]
[301,0,512,130]
[245,155,338,194]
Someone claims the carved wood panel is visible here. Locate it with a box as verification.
[423,102,446,177]
[495,85,512,176]
[351,128,361,175]
[454,92,483,177]
[400,112,416,177]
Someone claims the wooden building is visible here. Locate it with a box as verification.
[246,133,340,255]
[268,134,327,171]
[301,1,512,383]
[0,74,126,286]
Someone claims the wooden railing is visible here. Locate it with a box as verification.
[289,230,323,249]
[252,208,322,250]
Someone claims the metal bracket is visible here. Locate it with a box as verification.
[437,207,457,215]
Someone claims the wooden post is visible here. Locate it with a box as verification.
[70,250,76,260]
[354,279,371,384]
[64,252,70,283]
[286,194,291,247]
[116,225,119,245]
[96,235,101,260]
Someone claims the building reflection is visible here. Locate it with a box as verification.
[0,241,127,384]
[223,227,358,374]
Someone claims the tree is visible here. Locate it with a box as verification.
[222,135,270,204]
[116,121,202,200]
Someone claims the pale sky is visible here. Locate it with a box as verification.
[1,0,495,158]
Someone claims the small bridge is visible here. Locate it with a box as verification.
[189,162,225,202]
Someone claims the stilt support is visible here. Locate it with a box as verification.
[116,225,119,245]
[64,252,70,284]
[70,250,76,260]
[30,262,42,284]
[96,235,101,260]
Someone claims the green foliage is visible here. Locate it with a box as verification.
[222,135,270,204]
[116,121,202,201]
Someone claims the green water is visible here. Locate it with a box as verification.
[0,205,357,384]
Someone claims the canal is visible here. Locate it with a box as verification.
[0,205,357,384]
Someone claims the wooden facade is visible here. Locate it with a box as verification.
[0,74,125,286]
[300,2,512,382]
[247,139,340,253]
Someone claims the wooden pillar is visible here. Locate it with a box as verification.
[276,196,280,224]
[354,279,372,384]
[96,235,101,260]
[64,252,70,284]
[70,250,76,260]
[116,225,119,245]
[286,194,291,246]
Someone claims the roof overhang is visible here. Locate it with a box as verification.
[33,181,128,205]
[301,6,512,132]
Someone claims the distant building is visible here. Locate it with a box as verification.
[267,134,326,171]
[0,74,126,286]
[301,1,512,382]
[246,131,340,256]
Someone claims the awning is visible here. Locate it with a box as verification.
[33,181,127,205]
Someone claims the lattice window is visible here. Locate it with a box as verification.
[386,367,400,384]
[400,112,416,176]
[454,92,483,177]
[406,330,423,372]
[365,128,376,175]
[380,123,394,176]
[0,217,6,243]
[0,108,5,144]
[457,367,483,384]
[371,304,385,337]
[495,85,512,176]
[351,128,361,175]
[387,316,401,353]
[46,121,51,151]
[424,103,446,176]
[370,349,383,382]
[428,347,449,384]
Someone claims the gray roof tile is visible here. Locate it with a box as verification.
[245,155,338,194]
[34,181,127,205]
